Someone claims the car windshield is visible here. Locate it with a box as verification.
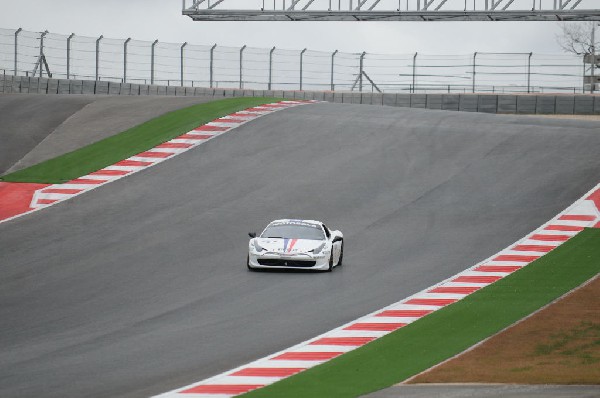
[261,223,325,240]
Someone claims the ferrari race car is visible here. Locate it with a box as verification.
[248,219,343,272]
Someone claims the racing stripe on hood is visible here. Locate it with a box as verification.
[288,239,298,253]
[283,238,298,253]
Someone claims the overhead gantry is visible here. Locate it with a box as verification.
[182,0,600,21]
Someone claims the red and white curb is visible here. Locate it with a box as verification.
[153,184,600,397]
[0,101,316,224]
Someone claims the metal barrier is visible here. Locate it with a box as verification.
[0,27,588,94]
[2,74,598,115]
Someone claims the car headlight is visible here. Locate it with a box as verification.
[311,242,326,254]
[252,239,265,253]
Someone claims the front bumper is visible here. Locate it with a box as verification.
[248,252,330,271]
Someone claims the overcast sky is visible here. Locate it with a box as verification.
[0,0,584,55]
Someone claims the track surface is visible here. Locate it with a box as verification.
[0,94,94,174]
[0,94,216,175]
[1,102,600,397]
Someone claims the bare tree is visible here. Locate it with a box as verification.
[557,22,598,93]
[556,21,597,56]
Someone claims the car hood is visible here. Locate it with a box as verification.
[256,238,324,254]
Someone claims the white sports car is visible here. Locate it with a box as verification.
[248,219,343,272]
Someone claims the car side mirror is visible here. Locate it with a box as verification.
[248,232,257,238]
[332,236,343,243]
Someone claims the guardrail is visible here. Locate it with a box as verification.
[1,74,598,115]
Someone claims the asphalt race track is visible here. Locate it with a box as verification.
[1,99,600,398]
[0,94,217,175]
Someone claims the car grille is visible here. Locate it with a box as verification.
[257,259,317,267]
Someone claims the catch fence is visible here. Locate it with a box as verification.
[0,27,587,94]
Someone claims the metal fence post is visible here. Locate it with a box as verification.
[124,38,131,83]
[527,52,532,93]
[151,39,158,85]
[582,55,586,94]
[40,31,48,78]
[14,28,22,75]
[591,22,596,94]
[359,51,366,92]
[472,51,478,93]
[240,45,246,89]
[300,48,307,90]
[210,44,216,88]
[96,35,103,81]
[3,28,593,97]
[181,42,187,87]
[268,46,275,90]
[412,52,418,93]
[67,33,74,79]
[331,50,338,91]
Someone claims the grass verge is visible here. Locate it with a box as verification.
[242,228,600,398]
[409,275,599,384]
[0,97,283,184]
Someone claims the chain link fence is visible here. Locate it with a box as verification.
[0,27,587,94]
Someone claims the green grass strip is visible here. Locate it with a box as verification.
[0,97,283,184]
[243,228,600,398]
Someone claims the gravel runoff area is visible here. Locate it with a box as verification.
[408,276,600,385]
[362,275,600,398]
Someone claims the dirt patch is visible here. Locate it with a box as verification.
[408,275,600,385]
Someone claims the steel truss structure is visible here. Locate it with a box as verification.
[182,0,600,21]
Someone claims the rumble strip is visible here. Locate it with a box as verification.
[153,183,600,398]
[0,101,315,224]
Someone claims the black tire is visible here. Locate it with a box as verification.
[337,241,344,267]
[326,252,334,272]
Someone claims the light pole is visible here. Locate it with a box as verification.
[239,45,246,89]
[95,35,103,81]
[209,44,217,89]
[472,52,478,93]
[181,42,188,87]
[151,40,158,85]
[268,47,275,90]
[14,28,22,76]
[527,52,532,94]
[300,48,307,91]
[359,51,366,92]
[591,22,596,94]
[67,33,75,80]
[331,50,338,91]
[412,52,417,93]
[124,38,131,84]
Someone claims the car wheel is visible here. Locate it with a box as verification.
[247,255,255,271]
[327,252,334,272]
[337,241,344,267]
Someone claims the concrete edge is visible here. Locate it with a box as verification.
[1,75,599,115]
